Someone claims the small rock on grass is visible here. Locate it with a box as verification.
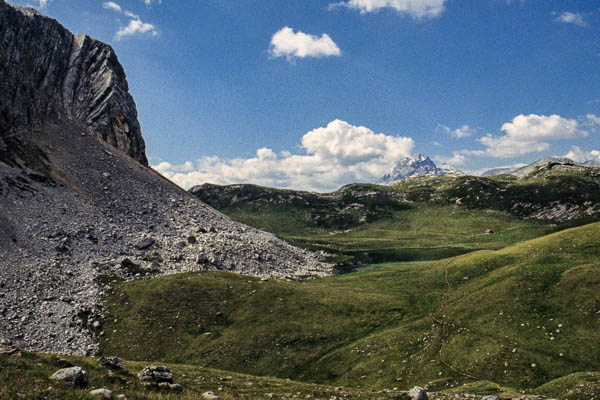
[408,386,428,400]
[90,388,112,399]
[202,391,219,399]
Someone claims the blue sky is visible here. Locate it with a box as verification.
[10,0,600,191]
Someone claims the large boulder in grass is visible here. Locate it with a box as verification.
[50,366,88,388]
[137,365,174,383]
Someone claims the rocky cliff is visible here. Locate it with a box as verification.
[0,2,330,356]
[0,1,147,165]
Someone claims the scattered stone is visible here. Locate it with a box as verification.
[116,395,127,400]
[135,238,155,250]
[175,241,187,249]
[408,386,428,400]
[484,229,494,234]
[202,391,219,400]
[90,388,112,399]
[137,365,174,383]
[187,235,197,244]
[169,384,184,392]
[50,366,88,388]
[98,356,125,370]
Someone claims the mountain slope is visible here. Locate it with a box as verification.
[0,2,329,356]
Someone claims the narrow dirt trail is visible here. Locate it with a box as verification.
[430,267,479,380]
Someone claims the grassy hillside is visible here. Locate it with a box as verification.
[99,222,600,398]
[190,168,600,268]
[5,350,582,399]
[0,350,413,400]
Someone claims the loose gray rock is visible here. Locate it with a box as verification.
[202,391,219,400]
[137,365,174,383]
[98,356,125,370]
[135,238,155,250]
[90,388,112,399]
[50,366,88,388]
[408,386,428,400]
[169,383,184,392]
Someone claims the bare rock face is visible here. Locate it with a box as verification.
[0,1,147,165]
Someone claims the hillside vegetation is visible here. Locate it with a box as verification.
[190,166,600,268]
[99,222,600,399]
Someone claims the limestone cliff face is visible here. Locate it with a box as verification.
[0,1,147,165]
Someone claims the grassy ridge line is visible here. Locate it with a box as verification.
[100,222,600,397]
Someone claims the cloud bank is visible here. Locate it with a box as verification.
[153,119,414,192]
[330,0,446,19]
[269,27,341,61]
[563,146,600,163]
[478,114,591,157]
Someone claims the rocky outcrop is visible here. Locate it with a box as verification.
[0,1,147,165]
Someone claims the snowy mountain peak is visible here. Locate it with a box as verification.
[377,154,463,185]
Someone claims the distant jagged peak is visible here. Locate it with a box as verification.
[376,154,463,185]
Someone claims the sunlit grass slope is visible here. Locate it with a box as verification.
[99,222,600,397]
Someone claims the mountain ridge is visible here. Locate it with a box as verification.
[377,154,463,184]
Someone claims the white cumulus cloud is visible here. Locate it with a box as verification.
[437,124,478,139]
[152,119,414,192]
[103,1,157,40]
[563,146,600,163]
[479,114,589,158]
[329,0,446,19]
[116,18,158,39]
[269,27,341,61]
[434,152,468,166]
[103,1,122,12]
[553,11,588,27]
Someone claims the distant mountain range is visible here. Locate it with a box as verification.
[376,154,463,185]
[378,155,600,183]
[482,157,600,177]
